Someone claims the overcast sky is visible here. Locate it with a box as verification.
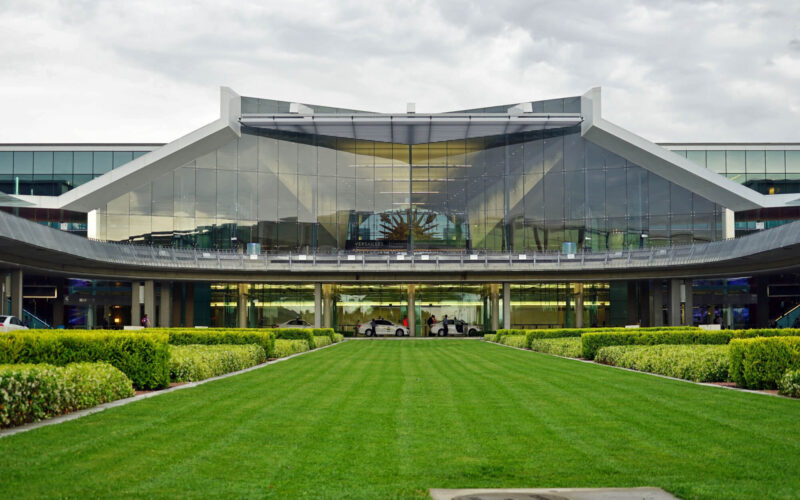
[1,0,798,144]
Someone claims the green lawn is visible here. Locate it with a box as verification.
[1,340,799,499]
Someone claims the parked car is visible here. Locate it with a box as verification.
[357,319,409,337]
[0,315,28,332]
[274,318,313,328]
[432,319,481,336]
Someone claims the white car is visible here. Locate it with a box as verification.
[431,319,481,336]
[357,319,409,337]
[274,318,313,328]
[0,315,28,332]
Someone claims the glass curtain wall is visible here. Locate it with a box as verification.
[510,282,610,329]
[94,128,723,251]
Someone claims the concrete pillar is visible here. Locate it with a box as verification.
[143,280,155,327]
[0,273,7,315]
[323,285,333,329]
[651,280,664,327]
[575,283,584,328]
[669,279,681,326]
[238,284,248,328]
[314,282,322,328]
[185,283,195,327]
[627,281,638,325]
[502,282,511,330]
[159,282,172,328]
[407,284,416,336]
[53,287,65,328]
[490,284,500,331]
[756,277,769,328]
[130,281,141,326]
[87,306,95,330]
[10,270,22,320]
[683,279,693,326]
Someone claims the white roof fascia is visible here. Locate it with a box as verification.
[580,88,800,211]
[5,87,242,213]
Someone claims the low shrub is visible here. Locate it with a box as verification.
[332,333,344,343]
[595,345,730,382]
[484,334,497,343]
[581,330,732,360]
[729,336,800,389]
[732,329,800,339]
[167,329,275,358]
[529,338,582,358]
[778,370,800,398]
[272,328,316,349]
[273,339,310,358]
[0,362,134,428]
[313,336,332,348]
[0,331,170,390]
[169,344,265,382]
[497,335,527,348]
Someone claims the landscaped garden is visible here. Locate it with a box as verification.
[488,327,800,393]
[0,339,799,499]
[0,327,343,427]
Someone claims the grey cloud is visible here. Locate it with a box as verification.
[0,0,798,142]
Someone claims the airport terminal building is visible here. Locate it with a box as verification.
[2,87,800,333]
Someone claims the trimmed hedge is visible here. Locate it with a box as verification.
[529,338,582,358]
[332,333,344,343]
[483,334,497,343]
[313,336,332,348]
[732,328,800,339]
[169,345,266,382]
[0,331,170,390]
[272,328,316,349]
[581,330,732,360]
[729,336,800,389]
[0,362,134,428]
[595,345,730,382]
[497,335,527,348]
[273,339,310,358]
[166,330,276,358]
[778,369,800,398]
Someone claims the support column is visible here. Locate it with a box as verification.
[53,284,65,328]
[238,284,248,328]
[314,282,322,328]
[651,280,663,327]
[0,273,8,315]
[502,282,511,330]
[626,281,638,325]
[683,279,693,326]
[131,281,141,326]
[159,282,172,328]
[574,283,584,329]
[756,277,769,328]
[490,284,500,331]
[323,285,333,329]
[10,270,22,320]
[407,285,416,336]
[143,280,155,326]
[669,279,681,326]
[185,283,195,327]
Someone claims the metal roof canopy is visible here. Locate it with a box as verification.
[239,113,583,144]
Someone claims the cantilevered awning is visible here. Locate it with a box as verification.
[239,113,582,144]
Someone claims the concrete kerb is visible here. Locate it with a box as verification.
[0,339,346,439]
[484,339,785,399]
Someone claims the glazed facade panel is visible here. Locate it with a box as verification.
[94,127,723,251]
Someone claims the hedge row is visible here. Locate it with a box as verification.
[496,335,527,348]
[731,329,800,339]
[497,326,700,341]
[528,338,582,358]
[596,345,730,382]
[581,330,732,360]
[166,330,276,358]
[483,334,497,343]
[729,336,800,389]
[0,331,170,390]
[169,345,266,382]
[0,362,134,428]
[273,339,310,358]
[313,336,332,348]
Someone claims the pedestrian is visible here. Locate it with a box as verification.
[426,315,434,336]
[402,316,408,328]
[370,317,376,336]
[442,314,449,336]
[141,313,151,328]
